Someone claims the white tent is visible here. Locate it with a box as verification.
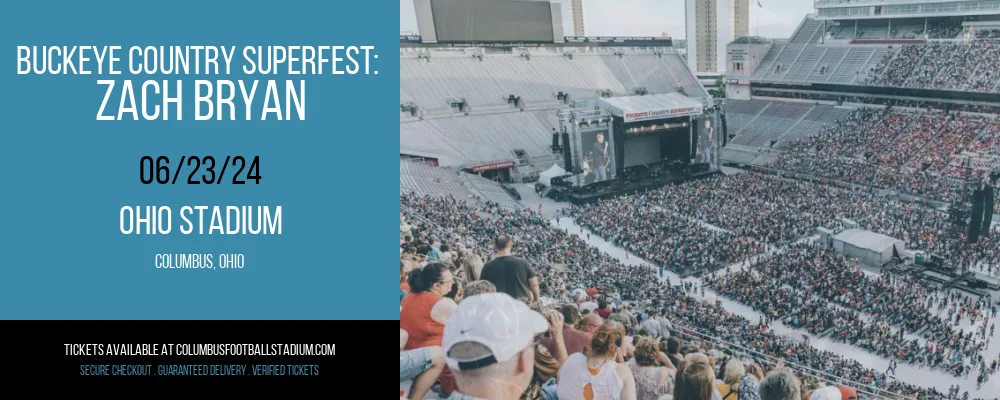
[832,229,904,267]
[538,164,566,186]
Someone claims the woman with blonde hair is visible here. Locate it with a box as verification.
[716,358,745,400]
[557,320,637,400]
[459,251,484,281]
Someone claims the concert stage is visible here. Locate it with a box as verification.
[546,92,722,205]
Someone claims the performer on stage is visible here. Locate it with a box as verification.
[592,133,609,182]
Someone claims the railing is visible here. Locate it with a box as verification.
[667,320,919,400]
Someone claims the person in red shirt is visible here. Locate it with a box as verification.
[542,304,593,357]
[595,297,613,319]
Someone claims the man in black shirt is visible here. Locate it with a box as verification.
[480,234,540,304]
[592,133,609,182]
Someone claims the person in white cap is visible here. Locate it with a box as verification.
[442,292,550,400]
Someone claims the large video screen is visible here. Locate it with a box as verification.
[579,129,615,185]
[430,0,555,42]
[696,115,717,166]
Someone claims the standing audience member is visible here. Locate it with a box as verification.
[460,252,485,281]
[656,310,673,337]
[542,303,593,356]
[557,320,637,400]
[443,293,549,400]
[481,234,541,304]
[642,310,663,339]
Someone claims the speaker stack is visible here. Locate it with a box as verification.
[720,113,728,147]
[561,132,573,172]
[984,185,995,236]
[970,188,986,244]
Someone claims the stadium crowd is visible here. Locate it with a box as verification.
[866,42,1000,92]
[569,196,767,276]
[576,172,1000,276]
[772,107,1000,214]
[398,193,978,400]
[977,29,1000,39]
[705,244,990,376]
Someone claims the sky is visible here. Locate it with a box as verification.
[400,0,815,40]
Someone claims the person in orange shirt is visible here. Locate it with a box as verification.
[838,385,857,400]
[400,263,458,399]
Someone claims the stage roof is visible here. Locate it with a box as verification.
[599,93,704,123]
[833,229,902,253]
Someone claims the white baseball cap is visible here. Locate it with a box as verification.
[442,292,548,371]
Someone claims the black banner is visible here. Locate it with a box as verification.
[1,320,391,384]
[402,36,675,47]
[564,36,673,46]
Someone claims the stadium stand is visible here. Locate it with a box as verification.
[400,110,560,166]
[766,106,1000,209]
[400,47,706,113]
[744,16,1000,89]
[399,160,521,210]
[723,100,849,148]
[866,42,1000,92]
[750,16,892,85]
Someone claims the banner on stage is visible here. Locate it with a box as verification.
[624,106,702,123]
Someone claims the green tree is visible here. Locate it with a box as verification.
[710,77,726,99]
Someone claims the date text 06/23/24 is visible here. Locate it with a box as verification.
[140,156,260,185]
